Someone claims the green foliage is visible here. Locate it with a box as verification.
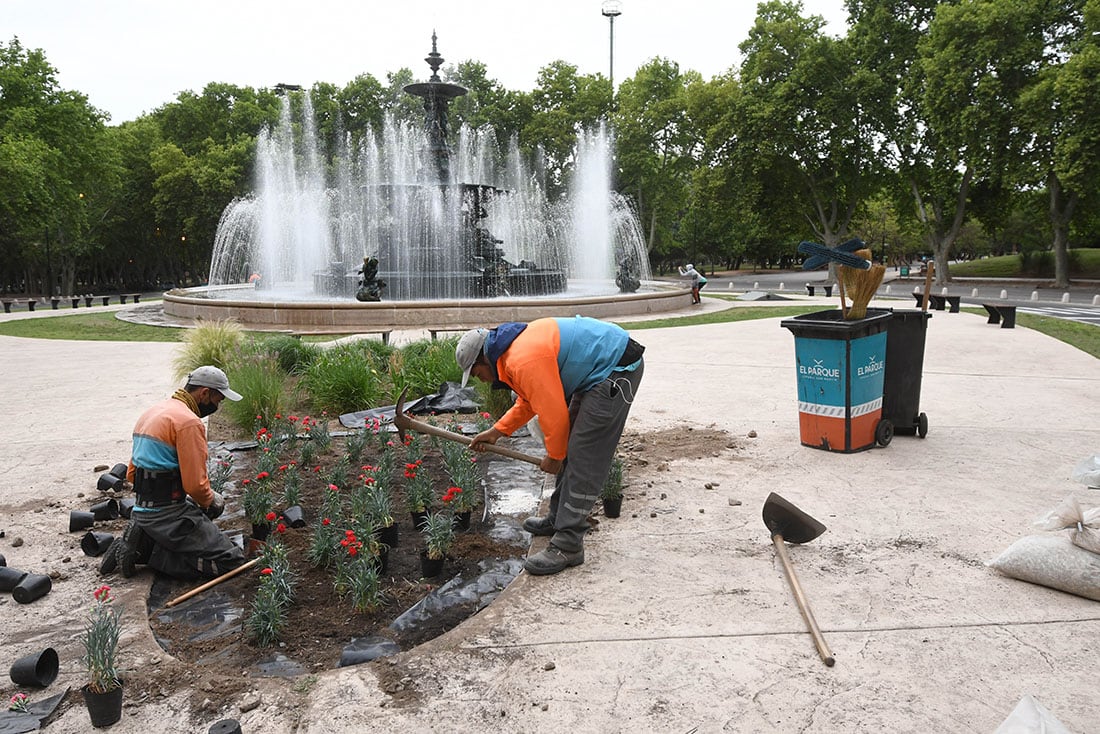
[302,340,393,415]
[602,456,625,500]
[388,337,462,398]
[247,545,295,647]
[208,454,233,494]
[219,351,288,434]
[421,511,455,560]
[345,557,384,613]
[241,478,274,526]
[255,334,320,375]
[173,320,244,378]
[404,461,434,514]
[81,586,122,693]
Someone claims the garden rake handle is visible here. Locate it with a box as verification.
[772,533,835,666]
[401,416,543,467]
[165,557,261,608]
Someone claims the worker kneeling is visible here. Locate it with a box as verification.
[100,366,246,580]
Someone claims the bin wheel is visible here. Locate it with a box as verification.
[875,419,894,447]
[917,413,928,438]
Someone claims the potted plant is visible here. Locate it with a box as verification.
[601,457,625,518]
[420,512,454,578]
[241,476,275,540]
[404,461,433,530]
[81,585,123,728]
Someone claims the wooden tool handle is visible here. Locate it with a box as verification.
[165,557,261,608]
[921,260,934,312]
[401,417,543,466]
[772,534,835,666]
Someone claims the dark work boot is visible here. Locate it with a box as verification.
[98,539,118,575]
[117,521,149,578]
[524,544,584,575]
[522,516,554,537]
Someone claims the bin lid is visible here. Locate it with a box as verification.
[780,308,893,339]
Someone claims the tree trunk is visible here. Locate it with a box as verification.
[1048,173,1077,289]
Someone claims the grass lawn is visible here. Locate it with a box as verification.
[949,249,1100,278]
[0,312,184,342]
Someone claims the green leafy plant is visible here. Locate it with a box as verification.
[345,428,370,464]
[302,341,393,414]
[246,543,296,647]
[601,456,625,500]
[388,337,462,397]
[172,320,243,379]
[345,556,384,612]
[421,511,455,560]
[208,454,234,494]
[241,476,275,526]
[257,333,321,375]
[307,516,337,568]
[279,462,302,507]
[82,585,122,693]
[404,460,433,514]
[220,352,289,433]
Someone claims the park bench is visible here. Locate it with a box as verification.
[806,284,834,297]
[912,292,961,313]
[982,303,1016,329]
[119,293,142,304]
[1,298,34,313]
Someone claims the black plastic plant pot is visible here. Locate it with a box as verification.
[81,531,115,557]
[251,523,271,542]
[70,510,96,532]
[118,497,135,519]
[420,551,444,579]
[90,498,120,521]
[280,505,306,528]
[110,463,128,479]
[9,647,59,687]
[411,511,428,531]
[97,472,124,492]
[0,552,5,566]
[81,681,123,728]
[376,523,399,549]
[0,566,28,591]
[603,496,623,518]
[13,573,52,604]
[453,511,472,531]
[208,719,243,734]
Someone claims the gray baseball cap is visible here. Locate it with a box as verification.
[455,328,489,387]
[186,366,243,401]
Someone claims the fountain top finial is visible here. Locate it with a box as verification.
[425,30,444,82]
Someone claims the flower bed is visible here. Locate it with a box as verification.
[145,412,531,683]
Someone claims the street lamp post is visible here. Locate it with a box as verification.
[601,0,622,108]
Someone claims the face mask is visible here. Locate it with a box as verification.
[198,400,219,418]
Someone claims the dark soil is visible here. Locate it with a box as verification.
[120,421,734,715]
[135,415,530,712]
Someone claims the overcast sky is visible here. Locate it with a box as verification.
[5,0,849,125]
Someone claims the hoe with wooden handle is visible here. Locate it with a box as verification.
[393,387,542,466]
[762,492,835,666]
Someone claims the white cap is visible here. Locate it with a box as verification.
[186,365,243,401]
[686,263,694,270]
[455,328,489,387]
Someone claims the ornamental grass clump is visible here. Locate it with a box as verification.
[82,585,122,694]
[220,352,287,433]
[602,456,625,501]
[246,543,296,647]
[172,320,242,378]
[421,512,455,560]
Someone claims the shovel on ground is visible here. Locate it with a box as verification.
[762,492,835,666]
[393,387,542,466]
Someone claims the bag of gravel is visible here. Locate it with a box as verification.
[1034,496,1100,554]
[989,534,1100,601]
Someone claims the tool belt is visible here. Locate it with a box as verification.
[616,338,645,367]
[133,467,185,508]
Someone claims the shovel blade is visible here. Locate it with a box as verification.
[763,492,827,544]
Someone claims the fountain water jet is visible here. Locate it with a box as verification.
[163,37,688,333]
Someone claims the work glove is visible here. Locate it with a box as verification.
[204,491,225,520]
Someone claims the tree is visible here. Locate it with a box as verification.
[613,58,699,264]
[0,37,113,295]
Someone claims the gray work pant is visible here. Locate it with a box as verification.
[547,360,644,553]
[133,502,244,581]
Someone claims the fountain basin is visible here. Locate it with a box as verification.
[163,282,690,335]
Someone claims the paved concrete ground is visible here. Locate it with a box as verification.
[1,295,1098,732]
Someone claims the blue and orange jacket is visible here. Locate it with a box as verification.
[488,316,630,460]
[127,397,213,507]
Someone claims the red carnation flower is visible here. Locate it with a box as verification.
[261,567,273,575]
[265,511,277,521]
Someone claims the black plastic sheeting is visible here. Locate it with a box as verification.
[339,382,481,429]
[0,690,67,734]
[389,558,523,633]
[147,556,524,674]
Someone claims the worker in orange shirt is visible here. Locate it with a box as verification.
[455,316,644,575]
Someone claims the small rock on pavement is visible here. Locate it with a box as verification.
[728,498,742,506]
[94,464,109,472]
[239,695,262,713]
[11,537,23,547]
[541,703,549,711]
[748,430,757,438]
[543,661,556,671]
